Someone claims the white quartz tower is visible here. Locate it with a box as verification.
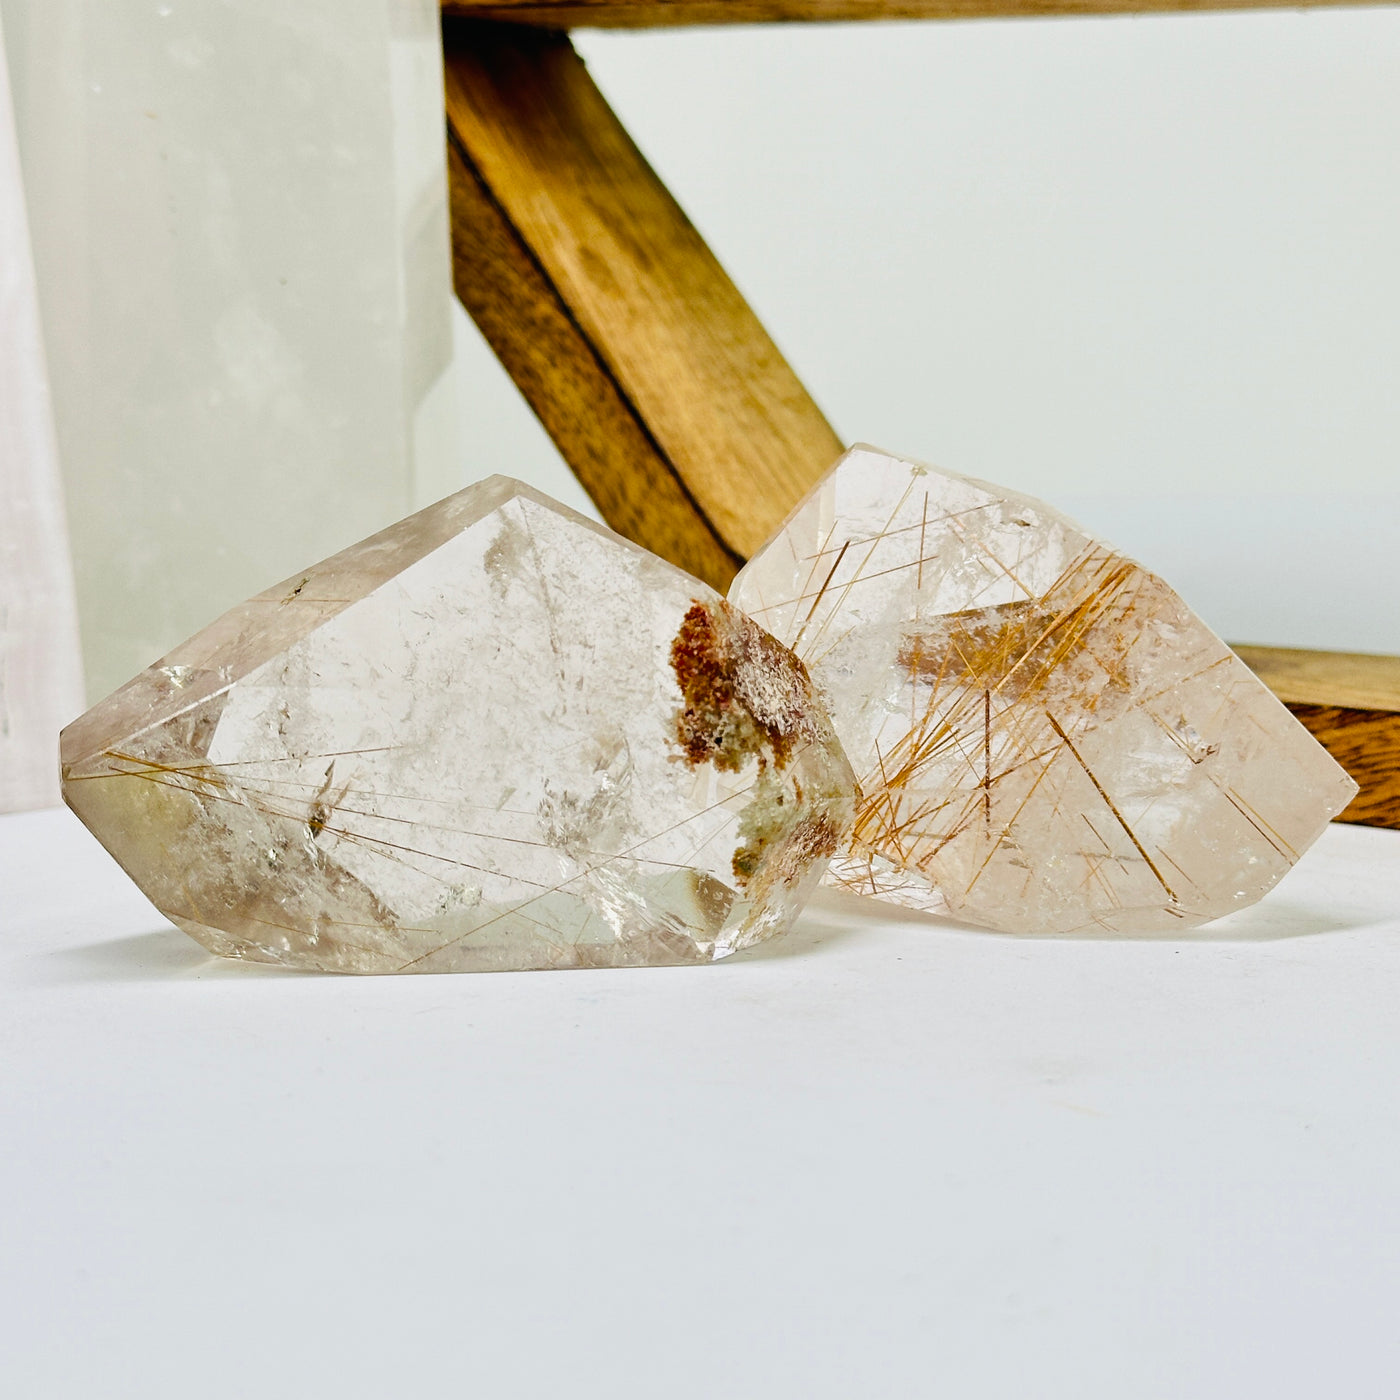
[0,8,84,811]
[0,0,458,703]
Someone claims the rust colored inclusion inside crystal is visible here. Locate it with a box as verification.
[670,598,842,890]
[897,550,1144,707]
[670,598,805,773]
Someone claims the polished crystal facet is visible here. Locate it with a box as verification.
[61,479,855,972]
[730,445,1358,934]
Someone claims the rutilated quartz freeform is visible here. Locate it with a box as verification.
[730,445,1358,934]
[62,478,855,972]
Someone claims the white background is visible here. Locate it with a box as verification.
[448,7,1400,653]
[5,807,1400,1398]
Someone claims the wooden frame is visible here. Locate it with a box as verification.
[441,4,1400,827]
[444,0,1385,26]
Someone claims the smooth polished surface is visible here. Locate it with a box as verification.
[4,805,1400,1397]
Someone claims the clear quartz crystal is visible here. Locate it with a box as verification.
[61,480,856,972]
[730,445,1358,934]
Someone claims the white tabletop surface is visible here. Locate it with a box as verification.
[3,805,1399,1399]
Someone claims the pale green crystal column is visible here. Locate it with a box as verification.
[0,0,457,702]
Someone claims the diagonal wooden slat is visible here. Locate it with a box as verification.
[445,66,741,587]
[444,20,842,588]
[441,0,1390,29]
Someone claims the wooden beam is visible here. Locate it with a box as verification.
[441,0,1390,29]
[445,65,740,587]
[1232,646,1400,715]
[443,21,843,588]
[1235,646,1400,831]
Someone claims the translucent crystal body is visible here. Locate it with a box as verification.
[61,480,855,972]
[2,0,456,703]
[730,445,1358,934]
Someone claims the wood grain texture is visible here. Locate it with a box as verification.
[1284,706,1400,831]
[1235,647,1400,831]
[443,21,842,584]
[440,0,1390,29]
[1233,645,1400,715]
[446,78,740,588]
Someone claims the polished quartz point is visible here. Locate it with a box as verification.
[730,445,1357,934]
[62,479,856,972]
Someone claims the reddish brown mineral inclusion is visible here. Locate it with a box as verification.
[671,597,815,772]
[669,598,845,889]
